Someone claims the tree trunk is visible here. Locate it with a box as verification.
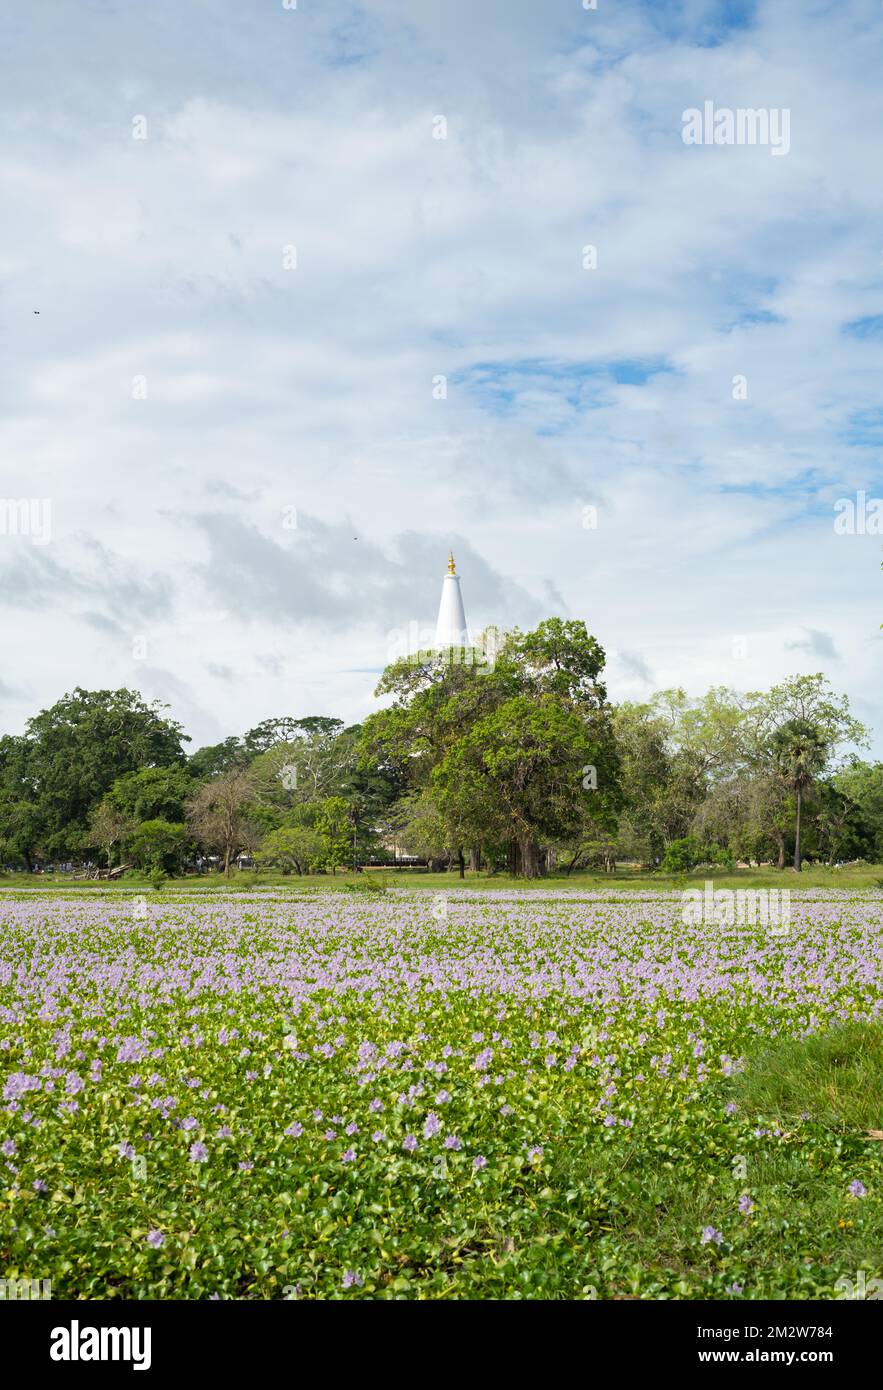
[469,848,481,872]
[515,838,544,879]
[774,831,785,870]
[223,846,231,879]
[793,788,802,872]
[457,847,465,880]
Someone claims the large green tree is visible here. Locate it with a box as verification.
[105,765,195,825]
[361,619,621,878]
[10,688,187,859]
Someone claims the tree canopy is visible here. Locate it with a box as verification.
[0,657,875,879]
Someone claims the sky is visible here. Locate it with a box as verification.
[0,0,881,753]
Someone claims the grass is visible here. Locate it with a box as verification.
[538,1023,883,1295]
[732,1023,883,1133]
[2,863,882,895]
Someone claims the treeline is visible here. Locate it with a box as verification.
[0,619,879,878]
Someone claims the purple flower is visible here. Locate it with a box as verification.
[147,1230,164,1248]
[2,1072,41,1102]
[527,1145,544,1161]
[342,1270,363,1289]
[700,1226,723,1246]
[472,1155,487,1171]
[738,1194,754,1214]
[402,1134,418,1152]
[849,1179,867,1198]
[189,1141,208,1163]
[284,1123,303,1138]
[32,1178,47,1193]
[341,1148,357,1163]
[181,1116,198,1131]
[444,1135,462,1151]
[118,1140,135,1161]
[371,1130,384,1143]
[423,1112,441,1139]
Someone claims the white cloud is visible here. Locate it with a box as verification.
[0,0,880,749]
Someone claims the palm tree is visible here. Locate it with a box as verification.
[771,719,828,871]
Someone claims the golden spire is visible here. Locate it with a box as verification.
[447,551,456,575]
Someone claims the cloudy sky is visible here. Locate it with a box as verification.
[1,0,881,752]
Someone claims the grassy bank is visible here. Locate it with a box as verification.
[1,863,882,896]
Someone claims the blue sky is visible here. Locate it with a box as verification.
[0,0,881,751]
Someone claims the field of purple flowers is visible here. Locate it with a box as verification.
[2,889,883,1299]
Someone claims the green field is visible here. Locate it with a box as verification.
[1,887,882,1300]
[3,862,882,896]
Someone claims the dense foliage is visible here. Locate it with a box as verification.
[0,632,878,879]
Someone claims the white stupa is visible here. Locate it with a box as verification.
[435,552,469,649]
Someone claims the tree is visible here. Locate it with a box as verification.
[106,765,194,824]
[87,800,137,867]
[811,782,865,865]
[832,761,883,861]
[661,836,703,873]
[771,720,828,871]
[433,695,618,878]
[0,736,41,869]
[389,789,453,869]
[692,771,790,868]
[611,703,672,863]
[743,674,867,766]
[315,796,353,874]
[129,819,190,875]
[243,715,342,759]
[743,676,867,871]
[362,619,620,878]
[186,768,259,877]
[257,823,325,876]
[188,737,248,780]
[250,721,357,807]
[20,688,188,857]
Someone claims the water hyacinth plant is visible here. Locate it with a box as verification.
[1,888,882,1299]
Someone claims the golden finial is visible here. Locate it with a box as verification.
[447,551,456,575]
